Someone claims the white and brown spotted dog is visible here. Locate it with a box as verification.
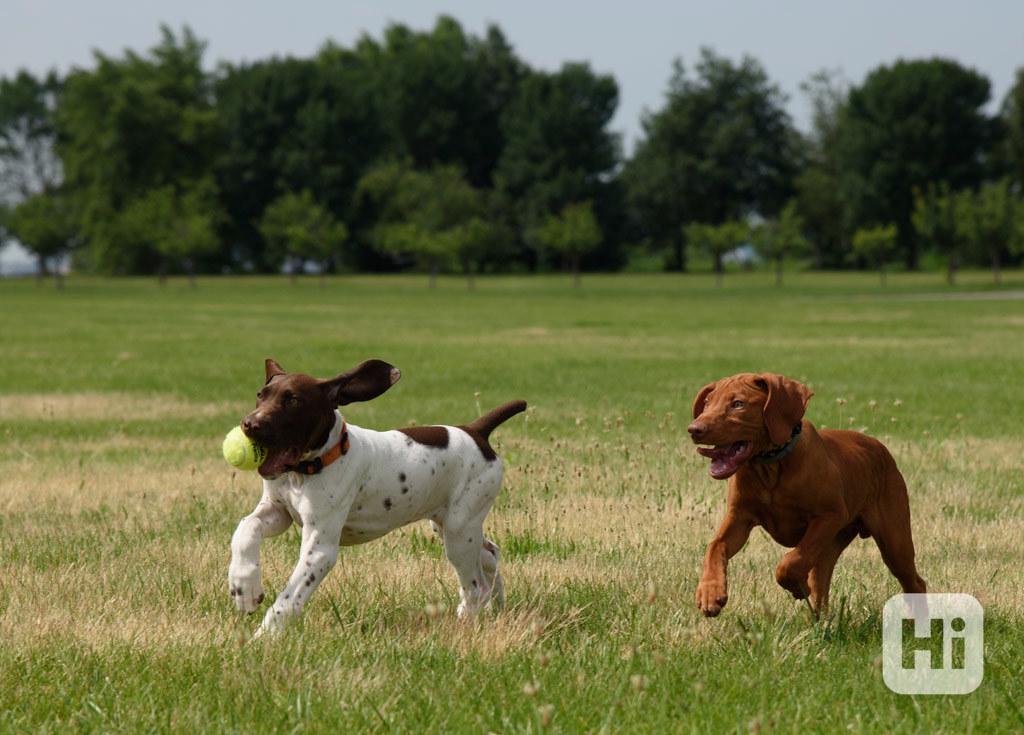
[228,357,526,636]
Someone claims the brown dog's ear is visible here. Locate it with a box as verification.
[756,374,813,446]
[265,359,286,383]
[691,382,717,419]
[319,359,401,406]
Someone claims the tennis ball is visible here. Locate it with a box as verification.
[222,426,267,471]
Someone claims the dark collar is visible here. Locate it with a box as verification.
[753,423,802,464]
[289,420,349,475]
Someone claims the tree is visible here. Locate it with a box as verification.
[911,184,962,285]
[624,49,798,270]
[794,69,849,268]
[356,162,488,287]
[57,25,219,274]
[0,70,63,204]
[955,179,1023,284]
[852,224,897,287]
[4,190,78,287]
[494,62,619,268]
[752,201,809,286]
[535,201,602,287]
[685,220,748,287]
[1001,69,1024,188]
[837,58,993,269]
[259,190,349,284]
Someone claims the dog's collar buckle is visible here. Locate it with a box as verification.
[754,423,802,464]
[290,422,349,476]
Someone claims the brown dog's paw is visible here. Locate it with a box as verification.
[696,578,728,617]
[774,559,810,600]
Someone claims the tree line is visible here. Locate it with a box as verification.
[1,18,1023,287]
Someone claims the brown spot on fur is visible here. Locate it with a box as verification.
[457,426,497,461]
[398,426,449,448]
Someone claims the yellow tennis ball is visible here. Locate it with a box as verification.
[222,426,267,471]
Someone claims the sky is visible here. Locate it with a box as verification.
[3,0,1023,148]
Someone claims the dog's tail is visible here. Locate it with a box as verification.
[467,400,527,440]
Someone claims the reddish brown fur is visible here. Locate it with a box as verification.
[688,372,926,617]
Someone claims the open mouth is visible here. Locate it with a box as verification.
[257,446,304,478]
[696,441,753,479]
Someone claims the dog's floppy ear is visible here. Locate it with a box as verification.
[755,374,813,446]
[691,382,717,419]
[319,359,401,406]
[265,359,286,383]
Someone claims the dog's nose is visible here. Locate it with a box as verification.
[242,416,259,434]
[687,421,707,439]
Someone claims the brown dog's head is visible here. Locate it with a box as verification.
[687,373,813,480]
[242,358,400,478]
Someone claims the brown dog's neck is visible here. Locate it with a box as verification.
[739,422,813,488]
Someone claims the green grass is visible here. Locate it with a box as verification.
[1,271,1022,733]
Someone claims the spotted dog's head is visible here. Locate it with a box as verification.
[687,373,813,480]
[242,358,401,478]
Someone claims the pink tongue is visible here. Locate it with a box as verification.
[710,456,738,477]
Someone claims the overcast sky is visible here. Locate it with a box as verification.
[3,0,1023,149]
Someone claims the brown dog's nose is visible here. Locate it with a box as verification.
[688,421,707,439]
[242,416,260,434]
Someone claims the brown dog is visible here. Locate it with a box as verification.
[688,373,926,617]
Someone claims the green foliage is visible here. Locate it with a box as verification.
[751,201,809,285]
[357,162,492,285]
[837,58,992,269]
[0,70,62,203]
[852,224,897,285]
[953,178,1024,282]
[684,219,748,285]
[624,49,797,270]
[57,25,219,273]
[259,190,349,277]
[911,184,963,284]
[535,201,602,285]
[5,190,78,277]
[495,62,619,262]
[794,70,849,268]
[1001,69,1024,187]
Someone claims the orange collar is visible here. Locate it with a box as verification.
[290,421,349,475]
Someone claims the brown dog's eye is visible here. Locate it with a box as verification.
[731,400,745,409]
[286,395,300,408]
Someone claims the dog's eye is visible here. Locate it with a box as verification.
[731,400,745,409]
[286,395,300,408]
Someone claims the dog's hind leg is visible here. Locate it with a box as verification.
[442,517,494,619]
[481,539,504,610]
[865,469,927,594]
[807,526,858,616]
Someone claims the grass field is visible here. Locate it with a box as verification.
[1,271,1023,733]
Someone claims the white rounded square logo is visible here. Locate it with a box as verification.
[882,593,983,695]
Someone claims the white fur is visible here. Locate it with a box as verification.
[228,412,506,636]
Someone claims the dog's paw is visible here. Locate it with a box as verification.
[228,564,265,614]
[696,577,728,617]
[775,559,810,600]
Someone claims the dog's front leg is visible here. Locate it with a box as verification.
[696,510,753,617]
[255,519,342,637]
[229,496,292,613]
[775,512,847,600]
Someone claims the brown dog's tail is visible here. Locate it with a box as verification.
[467,400,527,440]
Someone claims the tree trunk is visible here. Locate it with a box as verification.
[670,230,686,272]
[775,256,783,287]
[991,250,1001,285]
[36,254,48,286]
[946,254,958,286]
[185,258,196,288]
[158,258,168,287]
[429,259,439,289]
